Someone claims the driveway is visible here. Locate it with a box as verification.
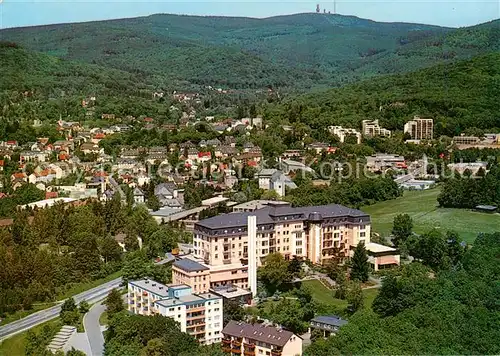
[83,301,106,356]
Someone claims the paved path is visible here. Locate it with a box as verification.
[83,301,106,356]
[0,278,122,341]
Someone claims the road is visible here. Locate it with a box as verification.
[83,301,106,356]
[0,278,122,341]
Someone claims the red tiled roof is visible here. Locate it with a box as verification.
[45,191,58,199]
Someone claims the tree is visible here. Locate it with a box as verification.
[287,256,302,277]
[346,281,364,313]
[104,288,124,318]
[350,242,370,283]
[334,270,348,299]
[145,228,178,259]
[223,300,245,326]
[391,214,413,247]
[100,235,123,263]
[258,253,292,293]
[146,195,161,212]
[310,328,325,342]
[408,229,451,270]
[66,348,86,356]
[61,297,77,313]
[79,300,90,314]
[60,299,79,326]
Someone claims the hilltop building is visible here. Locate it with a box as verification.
[362,119,391,138]
[404,116,433,140]
[327,126,362,144]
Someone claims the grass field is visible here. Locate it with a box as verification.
[302,279,378,310]
[0,320,61,356]
[362,189,500,243]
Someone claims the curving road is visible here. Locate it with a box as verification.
[83,301,106,356]
[0,278,122,341]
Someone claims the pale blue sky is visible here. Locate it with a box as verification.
[0,0,498,29]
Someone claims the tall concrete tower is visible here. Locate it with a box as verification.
[247,215,258,297]
[316,4,320,13]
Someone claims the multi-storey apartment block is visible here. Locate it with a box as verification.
[222,321,303,356]
[327,126,362,144]
[173,202,399,297]
[362,119,391,138]
[404,116,433,140]
[193,202,371,266]
[127,279,223,345]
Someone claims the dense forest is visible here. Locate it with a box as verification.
[438,163,500,208]
[264,52,500,136]
[1,13,498,90]
[305,232,500,355]
[0,196,176,317]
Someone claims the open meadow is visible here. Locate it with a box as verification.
[362,188,500,243]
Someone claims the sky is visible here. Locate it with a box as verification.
[0,0,498,29]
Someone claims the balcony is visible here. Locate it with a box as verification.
[187,313,205,321]
[187,306,205,313]
[187,322,206,329]
[142,291,148,296]
[231,348,242,354]
[243,350,255,356]
[222,338,232,345]
[271,349,282,356]
[223,258,231,264]
[232,339,242,347]
[222,346,232,353]
[243,343,255,349]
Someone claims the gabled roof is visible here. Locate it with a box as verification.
[222,321,295,347]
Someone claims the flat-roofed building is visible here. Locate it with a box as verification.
[453,136,480,145]
[364,242,400,271]
[404,116,433,140]
[327,126,362,144]
[366,154,407,173]
[127,279,223,344]
[222,321,303,356]
[362,119,391,138]
[309,315,348,337]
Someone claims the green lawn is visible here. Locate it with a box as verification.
[99,311,108,326]
[362,189,500,243]
[55,270,122,300]
[0,320,61,356]
[302,279,378,310]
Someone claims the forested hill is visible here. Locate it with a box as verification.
[1,13,499,90]
[264,52,500,136]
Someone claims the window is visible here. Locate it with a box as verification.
[214,322,220,328]
[296,240,302,246]
[169,308,174,311]
[360,232,366,237]
[296,248,303,255]
[215,246,218,251]
[215,254,218,259]
[259,350,263,355]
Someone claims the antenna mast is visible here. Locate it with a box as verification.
[334,0,337,14]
